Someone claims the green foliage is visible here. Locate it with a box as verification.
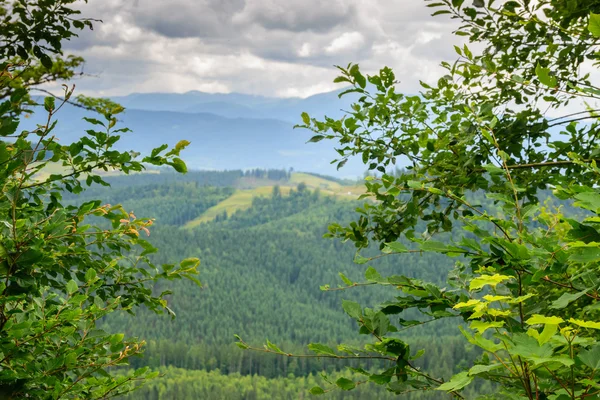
[0,0,92,65]
[240,1,600,398]
[0,1,198,398]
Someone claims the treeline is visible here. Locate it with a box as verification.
[299,171,356,185]
[243,168,291,181]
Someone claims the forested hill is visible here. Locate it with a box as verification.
[62,169,492,399]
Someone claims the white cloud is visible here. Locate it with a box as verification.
[298,43,312,58]
[325,32,365,55]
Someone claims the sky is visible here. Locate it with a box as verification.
[61,0,465,98]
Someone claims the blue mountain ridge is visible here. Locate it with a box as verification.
[23,89,369,177]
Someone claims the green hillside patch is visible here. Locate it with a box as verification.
[183,186,292,228]
[185,173,365,227]
[289,172,342,190]
[185,173,367,227]
[290,173,366,198]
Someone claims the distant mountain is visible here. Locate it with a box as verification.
[181,101,267,119]
[112,89,355,123]
[22,97,367,177]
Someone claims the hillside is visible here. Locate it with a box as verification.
[62,171,489,399]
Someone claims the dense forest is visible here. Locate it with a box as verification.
[60,170,494,399]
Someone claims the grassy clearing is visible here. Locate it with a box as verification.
[289,172,342,191]
[185,173,367,227]
[184,186,292,229]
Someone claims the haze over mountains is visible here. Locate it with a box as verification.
[28,89,371,178]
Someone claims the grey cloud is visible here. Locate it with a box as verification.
[61,0,464,98]
[131,0,245,38]
[410,33,464,61]
[234,0,356,33]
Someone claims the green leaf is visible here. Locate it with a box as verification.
[133,366,150,377]
[508,294,536,304]
[365,267,382,282]
[550,290,588,309]
[468,364,502,376]
[151,144,169,157]
[180,258,200,269]
[578,345,600,370]
[66,280,78,295]
[569,246,600,263]
[383,242,408,253]
[265,339,284,353]
[528,356,574,367]
[84,269,97,283]
[453,299,481,309]
[170,158,187,174]
[528,323,559,346]
[538,324,558,346]
[64,352,77,367]
[308,343,337,357]
[469,320,504,334]
[342,300,362,320]
[333,76,352,84]
[535,63,557,88]
[435,371,473,392]
[509,334,554,359]
[174,139,190,152]
[419,240,449,253]
[569,318,600,330]
[309,386,325,395]
[307,135,325,143]
[109,333,124,346]
[354,254,369,264]
[526,315,565,325]
[351,69,366,89]
[44,97,55,112]
[301,112,311,125]
[459,326,503,352]
[335,377,356,391]
[469,274,512,290]
[40,53,53,69]
[339,272,353,286]
[589,13,600,37]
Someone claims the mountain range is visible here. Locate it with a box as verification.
[25,89,369,178]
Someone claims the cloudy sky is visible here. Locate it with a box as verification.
[63,0,464,98]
